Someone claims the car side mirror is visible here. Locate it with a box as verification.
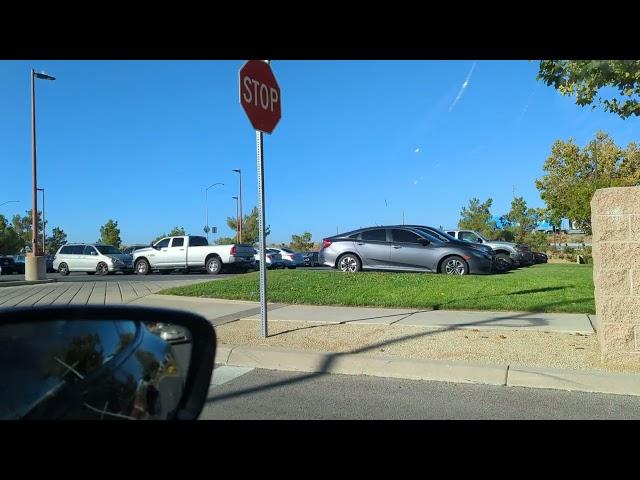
[418,238,430,246]
[0,306,215,420]
[476,238,483,243]
[90,251,97,256]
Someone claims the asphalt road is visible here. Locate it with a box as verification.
[202,367,640,420]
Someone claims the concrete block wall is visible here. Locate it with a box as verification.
[591,187,640,362]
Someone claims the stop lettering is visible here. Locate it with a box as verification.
[239,60,281,134]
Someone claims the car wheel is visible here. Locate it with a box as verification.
[337,253,361,273]
[440,256,469,275]
[135,259,150,275]
[96,262,109,275]
[58,263,70,276]
[495,253,513,272]
[206,257,222,275]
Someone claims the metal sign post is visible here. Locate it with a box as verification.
[239,59,281,338]
[256,130,268,337]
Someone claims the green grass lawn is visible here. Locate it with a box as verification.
[160,264,595,314]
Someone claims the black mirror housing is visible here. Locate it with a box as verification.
[0,306,215,420]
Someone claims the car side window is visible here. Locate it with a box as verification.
[391,229,423,244]
[72,245,85,255]
[361,229,386,242]
[83,246,97,255]
[446,232,456,237]
[155,238,170,249]
[460,232,481,243]
[171,238,184,247]
[59,246,72,255]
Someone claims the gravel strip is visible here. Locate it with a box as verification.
[215,319,640,374]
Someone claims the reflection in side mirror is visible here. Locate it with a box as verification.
[0,306,215,420]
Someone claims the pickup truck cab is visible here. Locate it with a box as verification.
[132,235,255,275]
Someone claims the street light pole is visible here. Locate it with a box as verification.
[37,188,45,254]
[30,69,55,259]
[0,200,19,208]
[232,196,239,243]
[204,183,224,243]
[232,169,242,243]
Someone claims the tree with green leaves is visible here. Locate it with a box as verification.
[11,210,43,248]
[535,131,640,234]
[458,197,497,238]
[214,236,238,245]
[99,219,122,249]
[0,214,24,255]
[45,227,67,255]
[537,60,640,119]
[226,207,270,245]
[151,227,187,244]
[501,196,543,243]
[289,232,314,252]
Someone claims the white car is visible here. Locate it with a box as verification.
[253,248,285,269]
[53,244,134,275]
[269,248,305,269]
[132,235,255,275]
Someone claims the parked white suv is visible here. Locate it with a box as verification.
[53,244,134,275]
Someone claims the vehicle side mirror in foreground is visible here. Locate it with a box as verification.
[0,306,215,420]
[418,238,430,246]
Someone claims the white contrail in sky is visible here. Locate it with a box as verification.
[449,61,478,111]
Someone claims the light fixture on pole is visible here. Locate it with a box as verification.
[204,183,223,242]
[232,169,243,243]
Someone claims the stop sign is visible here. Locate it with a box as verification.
[239,60,281,134]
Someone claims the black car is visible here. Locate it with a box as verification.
[0,256,17,275]
[303,252,320,266]
[533,252,548,264]
[12,255,26,274]
[122,244,149,255]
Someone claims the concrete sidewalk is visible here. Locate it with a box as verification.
[139,294,595,333]
[138,295,640,397]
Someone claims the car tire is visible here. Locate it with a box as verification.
[96,262,109,275]
[337,253,362,273]
[206,256,222,275]
[495,253,513,272]
[58,263,70,276]
[440,256,469,275]
[135,259,150,276]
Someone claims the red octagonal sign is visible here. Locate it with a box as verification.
[239,60,281,134]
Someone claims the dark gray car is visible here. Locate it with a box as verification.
[319,226,495,275]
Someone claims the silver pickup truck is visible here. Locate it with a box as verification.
[445,229,535,268]
[132,235,255,275]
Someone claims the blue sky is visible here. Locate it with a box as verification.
[1,60,637,245]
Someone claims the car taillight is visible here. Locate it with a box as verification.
[230,246,237,255]
[322,239,332,249]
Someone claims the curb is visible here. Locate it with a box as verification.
[0,279,57,288]
[214,344,640,397]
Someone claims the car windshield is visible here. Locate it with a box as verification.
[95,246,122,255]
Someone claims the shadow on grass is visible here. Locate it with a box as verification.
[206,296,593,406]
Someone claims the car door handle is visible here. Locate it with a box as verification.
[161,249,167,252]
[357,242,365,245]
[179,249,185,251]
[392,245,402,249]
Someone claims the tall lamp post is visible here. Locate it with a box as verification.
[232,169,242,243]
[28,69,55,280]
[232,196,239,243]
[37,188,45,254]
[204,183,224,243]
